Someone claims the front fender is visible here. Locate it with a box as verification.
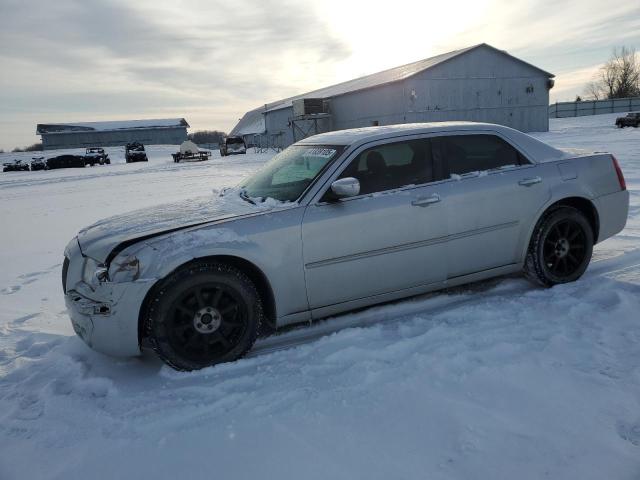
[117,207,309,323]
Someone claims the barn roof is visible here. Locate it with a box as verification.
[231,110,266,136]
[36,118,190,135]
[230,43,554,136]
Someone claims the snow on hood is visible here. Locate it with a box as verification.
[77,189,292,263]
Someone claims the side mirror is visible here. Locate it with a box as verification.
[330,177,360,198]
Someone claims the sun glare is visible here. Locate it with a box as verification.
[313,0,491,81]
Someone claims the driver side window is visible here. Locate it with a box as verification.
[337,138,439,196]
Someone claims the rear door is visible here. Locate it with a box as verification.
[301,137,449,309]
[432,133,551,278]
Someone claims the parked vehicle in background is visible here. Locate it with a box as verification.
[219,136,246,156]
[172,140,212,163]
[46,154,86,169]
[63,122,629,371]
[615,112,640,128]
[30,156,47,171]
[3,160,30,172]
[84,147,110,165]
[125,142,148,163]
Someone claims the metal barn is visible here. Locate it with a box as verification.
[231,43,554,149]
[36,118,190,150]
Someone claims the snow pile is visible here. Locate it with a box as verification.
[0,113,639,479]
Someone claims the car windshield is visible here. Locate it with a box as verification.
[227,137,244,145]
[241,145,344,202]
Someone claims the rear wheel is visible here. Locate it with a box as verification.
[524,206,593,287]
[144,262,262,371]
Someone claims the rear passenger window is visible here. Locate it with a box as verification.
[337,138,442,195]
[435,134,529,178]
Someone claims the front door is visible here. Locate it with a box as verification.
[302,137,448,309]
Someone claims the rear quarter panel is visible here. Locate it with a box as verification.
[518,153,628,261]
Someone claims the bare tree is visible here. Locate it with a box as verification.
[12,142,43,153]
[187,130,227,145]
[585,47,640,99]
[583,80,602,100]
[613,46,640,98]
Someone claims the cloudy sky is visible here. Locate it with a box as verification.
[0,0,639,150]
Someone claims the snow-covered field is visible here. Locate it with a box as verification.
[1,114,639,479]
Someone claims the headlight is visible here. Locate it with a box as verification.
[108,255,140,283]
[82,257,108,286]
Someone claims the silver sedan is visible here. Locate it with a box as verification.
[63,122,629,370]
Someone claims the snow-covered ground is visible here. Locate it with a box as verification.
[1,114,639,479]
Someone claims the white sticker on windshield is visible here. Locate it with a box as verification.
[302,148,336,159]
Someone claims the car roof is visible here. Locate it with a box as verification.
[298,122,510,145]
[296,121,563,162]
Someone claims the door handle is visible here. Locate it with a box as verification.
[411,194,441,207]
[518,176,542,186]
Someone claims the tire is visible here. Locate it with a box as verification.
[524,206,594,287]
[144,262,263,371]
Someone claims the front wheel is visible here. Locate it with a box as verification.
[524,206,594,287]
[144,262,263,371]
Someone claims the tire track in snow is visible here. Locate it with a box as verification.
[248,278,529,359]
[248,248,640,359]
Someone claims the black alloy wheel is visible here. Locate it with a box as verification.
[167,283,247,360]
[525,206,594,287]
[145,262,262,371]
[541,218,588,278]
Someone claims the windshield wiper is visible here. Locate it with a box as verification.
[238,189,256,205]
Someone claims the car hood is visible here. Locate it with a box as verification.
[77,192,263,263]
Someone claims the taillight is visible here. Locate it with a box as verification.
[612,155,626,191]
[62,256,69,294]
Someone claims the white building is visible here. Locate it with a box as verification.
[231,43,554,149]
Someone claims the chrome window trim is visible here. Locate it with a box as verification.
[306,129,536,206]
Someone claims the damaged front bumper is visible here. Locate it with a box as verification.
[64,238,154,357]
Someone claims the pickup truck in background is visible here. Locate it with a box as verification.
[615,112,640,128]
